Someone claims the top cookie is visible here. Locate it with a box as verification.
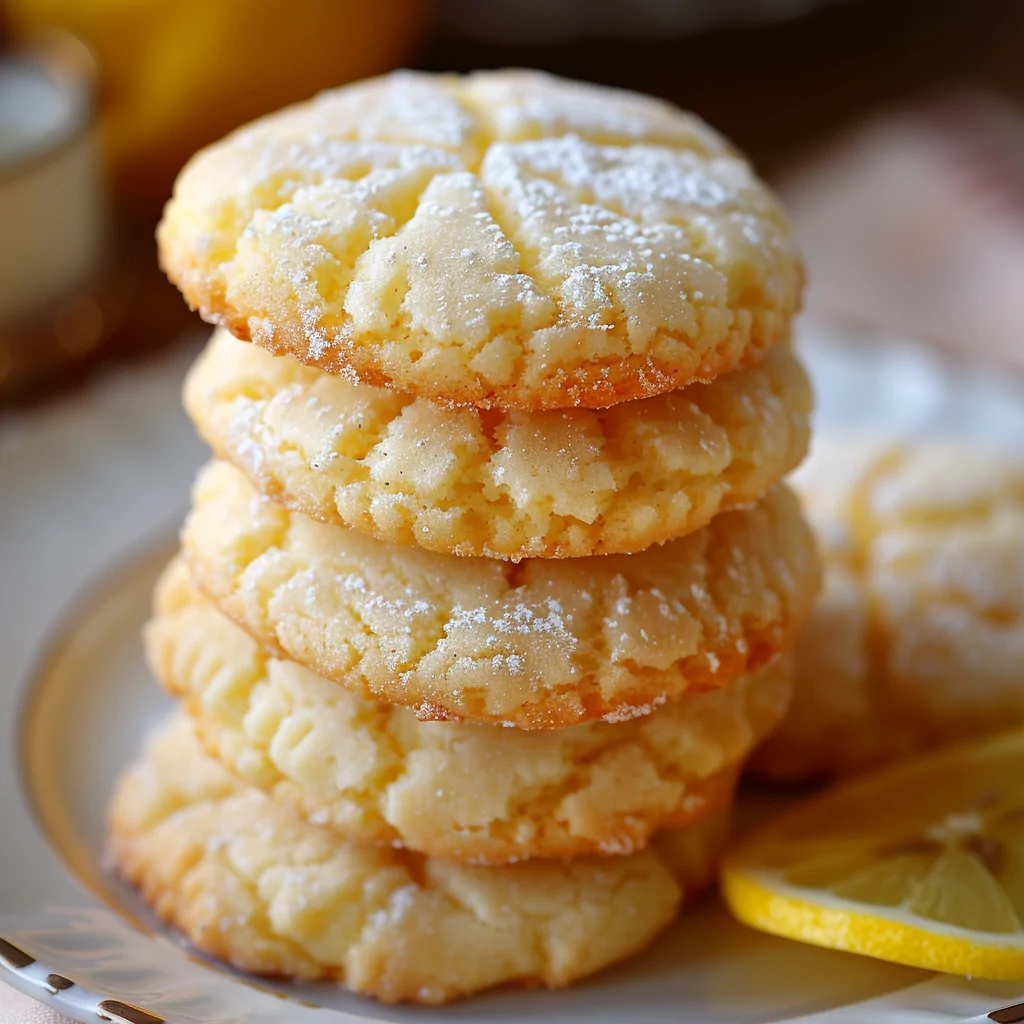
[158,70,802,410]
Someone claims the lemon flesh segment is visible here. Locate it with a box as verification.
[723,730,1024,979]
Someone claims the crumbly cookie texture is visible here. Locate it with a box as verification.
[752,436,1024,781]
[159,70,802,410]
[149,559,791,863]
[182,461,819,729]
[185,329,812,560]
[108,715,729,1005]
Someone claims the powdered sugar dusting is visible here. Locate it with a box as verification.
[186,462,815,727]
[601,695,667,724]
[165,69,801,409]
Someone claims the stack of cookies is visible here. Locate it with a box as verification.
[107,70,820,1005]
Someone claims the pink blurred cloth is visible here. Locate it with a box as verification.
[780,93,1024,369]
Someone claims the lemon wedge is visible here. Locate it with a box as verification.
[723,731,1024,978]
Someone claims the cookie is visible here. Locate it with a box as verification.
[751,436,1024,781]
[158,70,802,410]
[108,715,730,1005]
[149,559,791,863]
[182,461,819,729]
[185,329,812,560]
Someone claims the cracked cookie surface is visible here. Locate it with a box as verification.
[150,560,790,862]
[108,715,729,1004]
[182,461,819,728]
[159,70,802,410]
[185,329,811,559]
[752,436,1024,781]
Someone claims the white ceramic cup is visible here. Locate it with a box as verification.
[0,34,106,326]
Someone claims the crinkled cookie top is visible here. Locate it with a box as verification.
[149,558,790,864]
[159,70,802,410]
[181,461,819,728]
[184,329,812,559]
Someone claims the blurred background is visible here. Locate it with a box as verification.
[2,0,1022,408]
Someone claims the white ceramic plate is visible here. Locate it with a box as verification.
[3,327,1024,1024]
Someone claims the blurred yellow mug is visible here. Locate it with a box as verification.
[10,0,425,207]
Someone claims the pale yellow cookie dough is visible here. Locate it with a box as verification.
[108,715,730,1005]
[182,461,819,728]
[159,70,802,410]
[752,436,1024,781]
[184,329,812,559]
[149,559,791,863]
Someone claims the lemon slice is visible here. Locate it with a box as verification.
[722,731,1024,978]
